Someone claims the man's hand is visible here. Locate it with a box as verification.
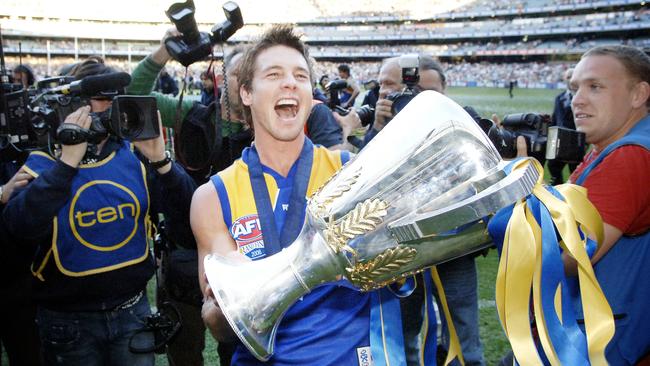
[201,273,238,342]
[332,110,361,139]
[373,98,394,132]
[492,113,528,158]
[60,106,91,168]
[1,167,33,204]
[133,113,171,174]
[152,28,182,66]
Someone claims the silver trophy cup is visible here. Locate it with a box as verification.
[204,91,539,360]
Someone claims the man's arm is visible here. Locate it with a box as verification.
[127,30,195,128]
[190,182,240,341]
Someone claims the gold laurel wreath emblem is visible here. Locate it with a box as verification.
[309,167,362,218]
[347,246,418,291]
[325,198,388,256]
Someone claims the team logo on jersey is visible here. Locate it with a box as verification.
[231,214,266,260]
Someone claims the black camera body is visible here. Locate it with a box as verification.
[386,54,420,116]
[165,0,243,67]
[545,126,586,163]
[499,113,549,161]
[475,112,549,161]
[2,70,160,158]
[57,96,160,145]
[325,79,348,109]
[333,104,375,127]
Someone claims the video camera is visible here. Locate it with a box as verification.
[386,54,420,116]
[165,0,243,67]
[474,112,585,163]
[325,79,375,127]
[1,68,160,160]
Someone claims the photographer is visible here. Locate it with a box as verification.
[2,57,196,366]
[1,160,41,366]
[548,67,581,184]
[360,56,446,147]
[128,29,251,365]
[129,29,252,178]
[356,54,485,366]
[565,45,650,365]
[336,64,360,108]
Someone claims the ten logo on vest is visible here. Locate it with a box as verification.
[70,180,141,251]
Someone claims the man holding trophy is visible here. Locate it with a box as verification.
[191,25,382,365]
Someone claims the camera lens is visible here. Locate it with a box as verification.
[118,100,145,138]
[356,105,375,127]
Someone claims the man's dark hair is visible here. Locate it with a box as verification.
[319,74,329,87]
[200,70,214,79]
[338,64,350,75]
[13,64,35,86]
[67,56,115,79]
[238,25,312,128]
[418,55,447,90]
[582,45,650,106]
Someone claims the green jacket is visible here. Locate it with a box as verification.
[127,56,245,136]
[127,56,194,128]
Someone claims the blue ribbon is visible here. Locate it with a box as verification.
[370,288,407,366]
[488,180,597,365]
[421,271,438,365]
[246,139,314,255]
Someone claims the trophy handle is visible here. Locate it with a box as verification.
[388,159,539,242]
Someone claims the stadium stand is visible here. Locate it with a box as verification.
[1,0,648,88]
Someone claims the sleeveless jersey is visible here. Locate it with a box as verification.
[211,142,374,366]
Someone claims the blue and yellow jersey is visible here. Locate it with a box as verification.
[24,140,151,278]
[212,143,349,259]
[211,141,373,366]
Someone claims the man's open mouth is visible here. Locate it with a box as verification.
[275,98,298,119]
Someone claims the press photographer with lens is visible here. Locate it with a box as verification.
[2,57,197,366]
[353,54,486,366]
[127,1,247,364]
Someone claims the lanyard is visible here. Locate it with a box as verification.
[246,139,314,256]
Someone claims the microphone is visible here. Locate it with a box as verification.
[50,72,132,97]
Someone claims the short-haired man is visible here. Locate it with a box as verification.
[337,63,360,108]
[567,45,650,365]
[192,25,414,365]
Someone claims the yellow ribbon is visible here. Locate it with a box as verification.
[431,267,466,366]
[495,158,614,365]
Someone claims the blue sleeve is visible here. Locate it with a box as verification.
[3,160,78,240]
[148,162,197,249]
[363,127,379,147]
[306,103,343,148]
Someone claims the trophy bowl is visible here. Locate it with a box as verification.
[204,91,539,360]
